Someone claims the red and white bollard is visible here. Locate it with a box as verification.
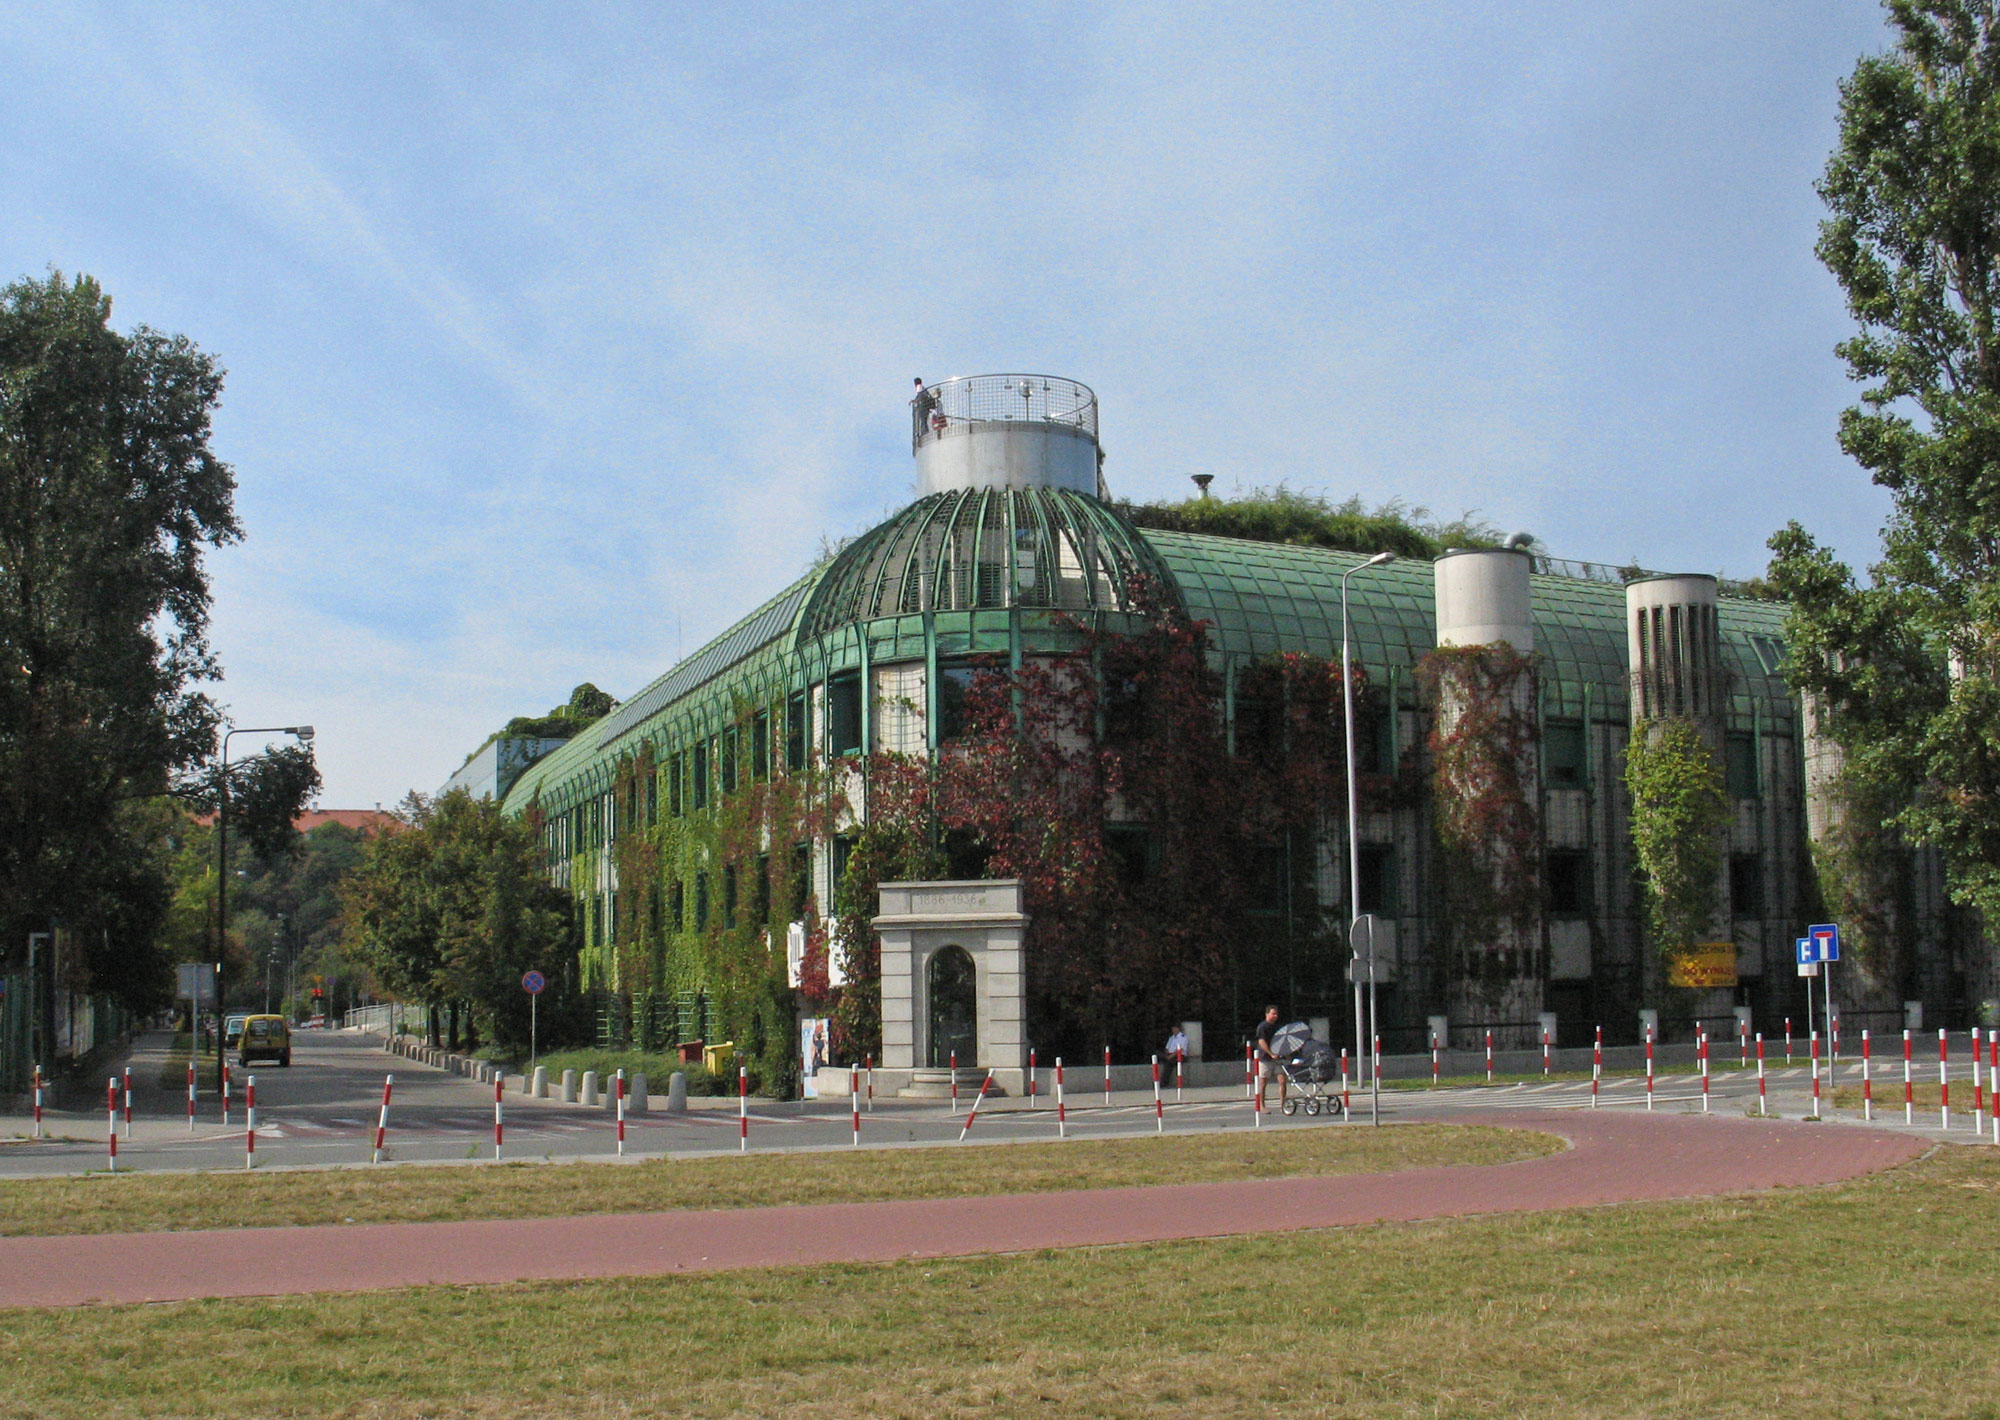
[1055,1057,1067,1139]
[958,1072,993,1141]
[1103,1045,1112,1107]
[850,1067,860,1147]
[122,1065,133,1138]
[738,1064,748,1152]
[106,1077,118,1172]
[1028,1048,1038,1108]
[1904,1029,1914,1125]
[1244,1041,1254,1098]
[222,1062,231,1127]
[1972,1027,1984,1129]
[1990,1036,1999,1146]
[1253,1059,1264,1128]
[187,1061,196,1133]
[1176,1047,1185,1103]
[1542,1028,1551,1078]
[1591,1026,1602,1108]
[865,1052,874,1113]
[1431,1030,1441,1088]
[1341,1048,1351,1114]
[1739,1017,1749,1069]
[615,1068,627,1157]
[950,1049,959,1110]
[1810,1031,1821,1120]
[1939,1029,1950,1130]
[32,1064,43,1140]
[1862,1030,1873,1121]
[1152,1055,1163,1134]
[245,1074,257,1169]
[1785,1018,1793,1065]
[372,1074,394,1163]
[493,1074,504,1161]
[1645,1025,1655,1111]
[1373,1032,1381,1089]
[1756,1033,1767,1116]
[1485,1029,1494,1084]
[1699,1029,1710,1114]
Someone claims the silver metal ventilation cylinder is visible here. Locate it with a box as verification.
[911,374,1099,497]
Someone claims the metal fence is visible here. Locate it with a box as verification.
[911,373,1097,452]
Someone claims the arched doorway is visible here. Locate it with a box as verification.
[926,945,977,1067]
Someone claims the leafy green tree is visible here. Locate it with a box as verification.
[342,790,580,1053]
[1769,2,2000,941]
[0,271,245,1011]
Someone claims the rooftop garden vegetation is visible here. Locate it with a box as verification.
[1117,485,1501,558]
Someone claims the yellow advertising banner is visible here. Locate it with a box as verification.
[1668,942,1739,989]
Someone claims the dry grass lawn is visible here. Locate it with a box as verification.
[0,1143,1991,1418]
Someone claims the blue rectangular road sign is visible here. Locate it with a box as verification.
[1796,938,1816,966]
[1808,922,1840,962]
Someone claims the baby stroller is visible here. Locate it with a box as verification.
[1270,1020,1346,1117]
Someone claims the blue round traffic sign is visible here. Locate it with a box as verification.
[522,971,546,995]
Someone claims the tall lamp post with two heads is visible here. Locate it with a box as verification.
[1341,552,1396,1125]
[216,724,312,1098]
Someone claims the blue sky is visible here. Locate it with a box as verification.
[1,2,1895,806]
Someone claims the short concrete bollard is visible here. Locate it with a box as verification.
[667,1071,688,1113]
[531,1066,548,1098]
[580,1070,600,1107]
[628,1072,649,1116]
[561,1068,577,1103]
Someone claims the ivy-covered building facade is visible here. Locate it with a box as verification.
[496,374,1978,1090]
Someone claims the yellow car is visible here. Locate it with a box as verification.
[237,1014,292,1068]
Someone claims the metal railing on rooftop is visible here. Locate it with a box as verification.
[911,373,1098,453]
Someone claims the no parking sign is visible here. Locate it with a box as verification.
[522,971,546,995]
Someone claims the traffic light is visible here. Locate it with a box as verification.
[311,986,323,1001]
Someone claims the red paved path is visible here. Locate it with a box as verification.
[0,1110,1925,1308]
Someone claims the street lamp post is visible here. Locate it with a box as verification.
[1341,552,1396,1126]
[216,724,313,1099]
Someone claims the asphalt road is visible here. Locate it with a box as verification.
[0,1027,1985,1178]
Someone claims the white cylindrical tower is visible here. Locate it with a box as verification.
[1434,548,1534,653]
[911,374,1099,496]
[1625,575,1724,721]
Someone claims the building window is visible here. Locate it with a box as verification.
[1546,850,1590,917]
[1356,706,1393,775]
[832,833,855,893]
[693,740,711,809]
[791,842,812,919]
[944,827,990,881]
[668,754,684,817]
[1102,669,1144,745]
[937,662,979,742]
[752,710,770,781]
[1357,844,1398,917]
[829,673,863,755]
[1106,825,1154,890]
[646,771,658,826]
[1730,853,1764,918]
[786,691,808,771]
[723,864,738,930]
[1726,732,1759,799]
[721,725,739,794]
[1235,692,1281,764]
[1544,720,1586,789]
[670,881,685,933]
[695,872,710,931]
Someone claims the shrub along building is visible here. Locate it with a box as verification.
[493,374,1976,1094]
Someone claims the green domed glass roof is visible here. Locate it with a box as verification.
[795,487,1176,643]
